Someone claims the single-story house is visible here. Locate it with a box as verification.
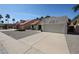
[0,24,16,29]
[15,20,30,30]
[30,20,41,30]
[16,16,68,34]
[0,24,5,29]
[15,20,41,30]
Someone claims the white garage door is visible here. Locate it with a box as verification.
[42,24,67,34]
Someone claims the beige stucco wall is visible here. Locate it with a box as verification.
[42,24,67,34]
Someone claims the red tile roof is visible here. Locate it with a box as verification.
[31,20,41,25]
[19,19,41,26]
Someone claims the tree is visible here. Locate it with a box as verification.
[12,18,15,24]
[36,17,39,20]
[1,20,4,24]
[40,16,44,20]
[20,20,25,23]
[45,16,51,18]
[40,16,44,19]
[0,14,3,23]
[72,4,79,12]
[72,5,79,26]
[5,14,10,24]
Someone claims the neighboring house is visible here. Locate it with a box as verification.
[0,24,5,29]
[70,15,79,27]
[16,20,30,30]
[41,16,68,34]
[30,20,41,30]
[70,15,79,33]
[0,24,15,29]
[16,20,41,30]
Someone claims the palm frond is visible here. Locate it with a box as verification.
[72,5,79,12]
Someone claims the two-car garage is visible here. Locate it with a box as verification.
[41,16,68,34]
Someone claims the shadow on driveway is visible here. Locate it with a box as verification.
[65,34,79,54]
[1,30,40,40]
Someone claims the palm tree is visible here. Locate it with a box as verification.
[5,14,10,24]
[0,14,3,23]
[1,20,4,24]
[72,5,79,26]
[72,4,79,12]
[12,18,15,24]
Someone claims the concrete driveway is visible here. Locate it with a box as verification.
[65,34,79,54]
[0,29,79,54]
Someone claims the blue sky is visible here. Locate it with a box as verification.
[0,4,78,23]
